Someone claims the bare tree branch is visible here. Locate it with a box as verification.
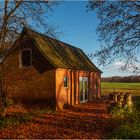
[88,1,140,73]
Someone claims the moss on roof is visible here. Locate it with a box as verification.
[21,27,102,73]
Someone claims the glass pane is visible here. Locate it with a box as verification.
[80,94,83,101]
[21,50,31,66]
[79,77,88,102]
[64,76,68,87]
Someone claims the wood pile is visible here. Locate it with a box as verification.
[108,92,133,112]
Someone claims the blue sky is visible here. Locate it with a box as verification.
[48,1,136,77]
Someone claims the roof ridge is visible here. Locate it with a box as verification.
[23,27,82,50]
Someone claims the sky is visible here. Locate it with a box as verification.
[47,1,137,77]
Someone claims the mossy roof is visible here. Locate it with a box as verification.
[18,27,102,73]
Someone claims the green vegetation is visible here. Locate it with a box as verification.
[0,113,33,129]
[101,82,140,96]
[134,96,140,111]
[102,82,140,138]
[0,107,55,129]
[108,106,140,139]
[30,107,55,115]
[101,82,140,89]
[103,86,139,139]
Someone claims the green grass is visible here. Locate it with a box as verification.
[108,104,140,139]
[101,82,140,89]
[133,96,140,112]
[0,107,55,129]
[101,82,140,96]
[108,119,140,139]
[102,82,140,138]
[0,113,33,129]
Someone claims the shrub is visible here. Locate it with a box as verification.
[109,121,140,139]
[0,106,55,129]
[108,105,140,139]
[0,95,14,117]
[0,113,32,129]
[3,98,13,108]
[30,107,55,115]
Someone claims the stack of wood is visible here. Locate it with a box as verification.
[108,92,133,112]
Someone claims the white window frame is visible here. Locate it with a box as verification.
[79,77,88,103]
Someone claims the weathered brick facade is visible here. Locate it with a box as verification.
[4,40,56,107]
[55,69,101,109]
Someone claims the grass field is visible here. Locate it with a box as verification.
[101,82,140,96]
[102,82,140,139]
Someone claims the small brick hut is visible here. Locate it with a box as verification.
[3,27,102,110]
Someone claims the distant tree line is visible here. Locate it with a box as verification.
[102,76,140,83]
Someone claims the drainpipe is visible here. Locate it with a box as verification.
[88,71,92,102]
[70,70,72,105]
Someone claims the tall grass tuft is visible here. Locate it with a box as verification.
[0,106,55,129]
[108,105,140,139]
[0,113,32,129]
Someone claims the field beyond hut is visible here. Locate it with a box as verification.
[101,82,140,96]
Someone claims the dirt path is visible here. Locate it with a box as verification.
[0,98,115,139]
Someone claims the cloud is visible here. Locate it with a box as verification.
[107,61,125,70]
[102,61,140,77]
[113,61,125,69]
[108,61,140,71]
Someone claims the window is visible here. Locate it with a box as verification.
[64,76,68,88]
[20,49,32,67]
[79,77,88,103]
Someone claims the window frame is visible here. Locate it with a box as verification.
[64,76,68,88]
[19,48,32,68]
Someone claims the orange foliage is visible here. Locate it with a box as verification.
[0,98,117,139]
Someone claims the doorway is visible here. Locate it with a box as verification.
[79,77,88,103]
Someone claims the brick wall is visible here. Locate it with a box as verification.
[55,68,71,110]
[3,39,56,106]
[55,69,101,110]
